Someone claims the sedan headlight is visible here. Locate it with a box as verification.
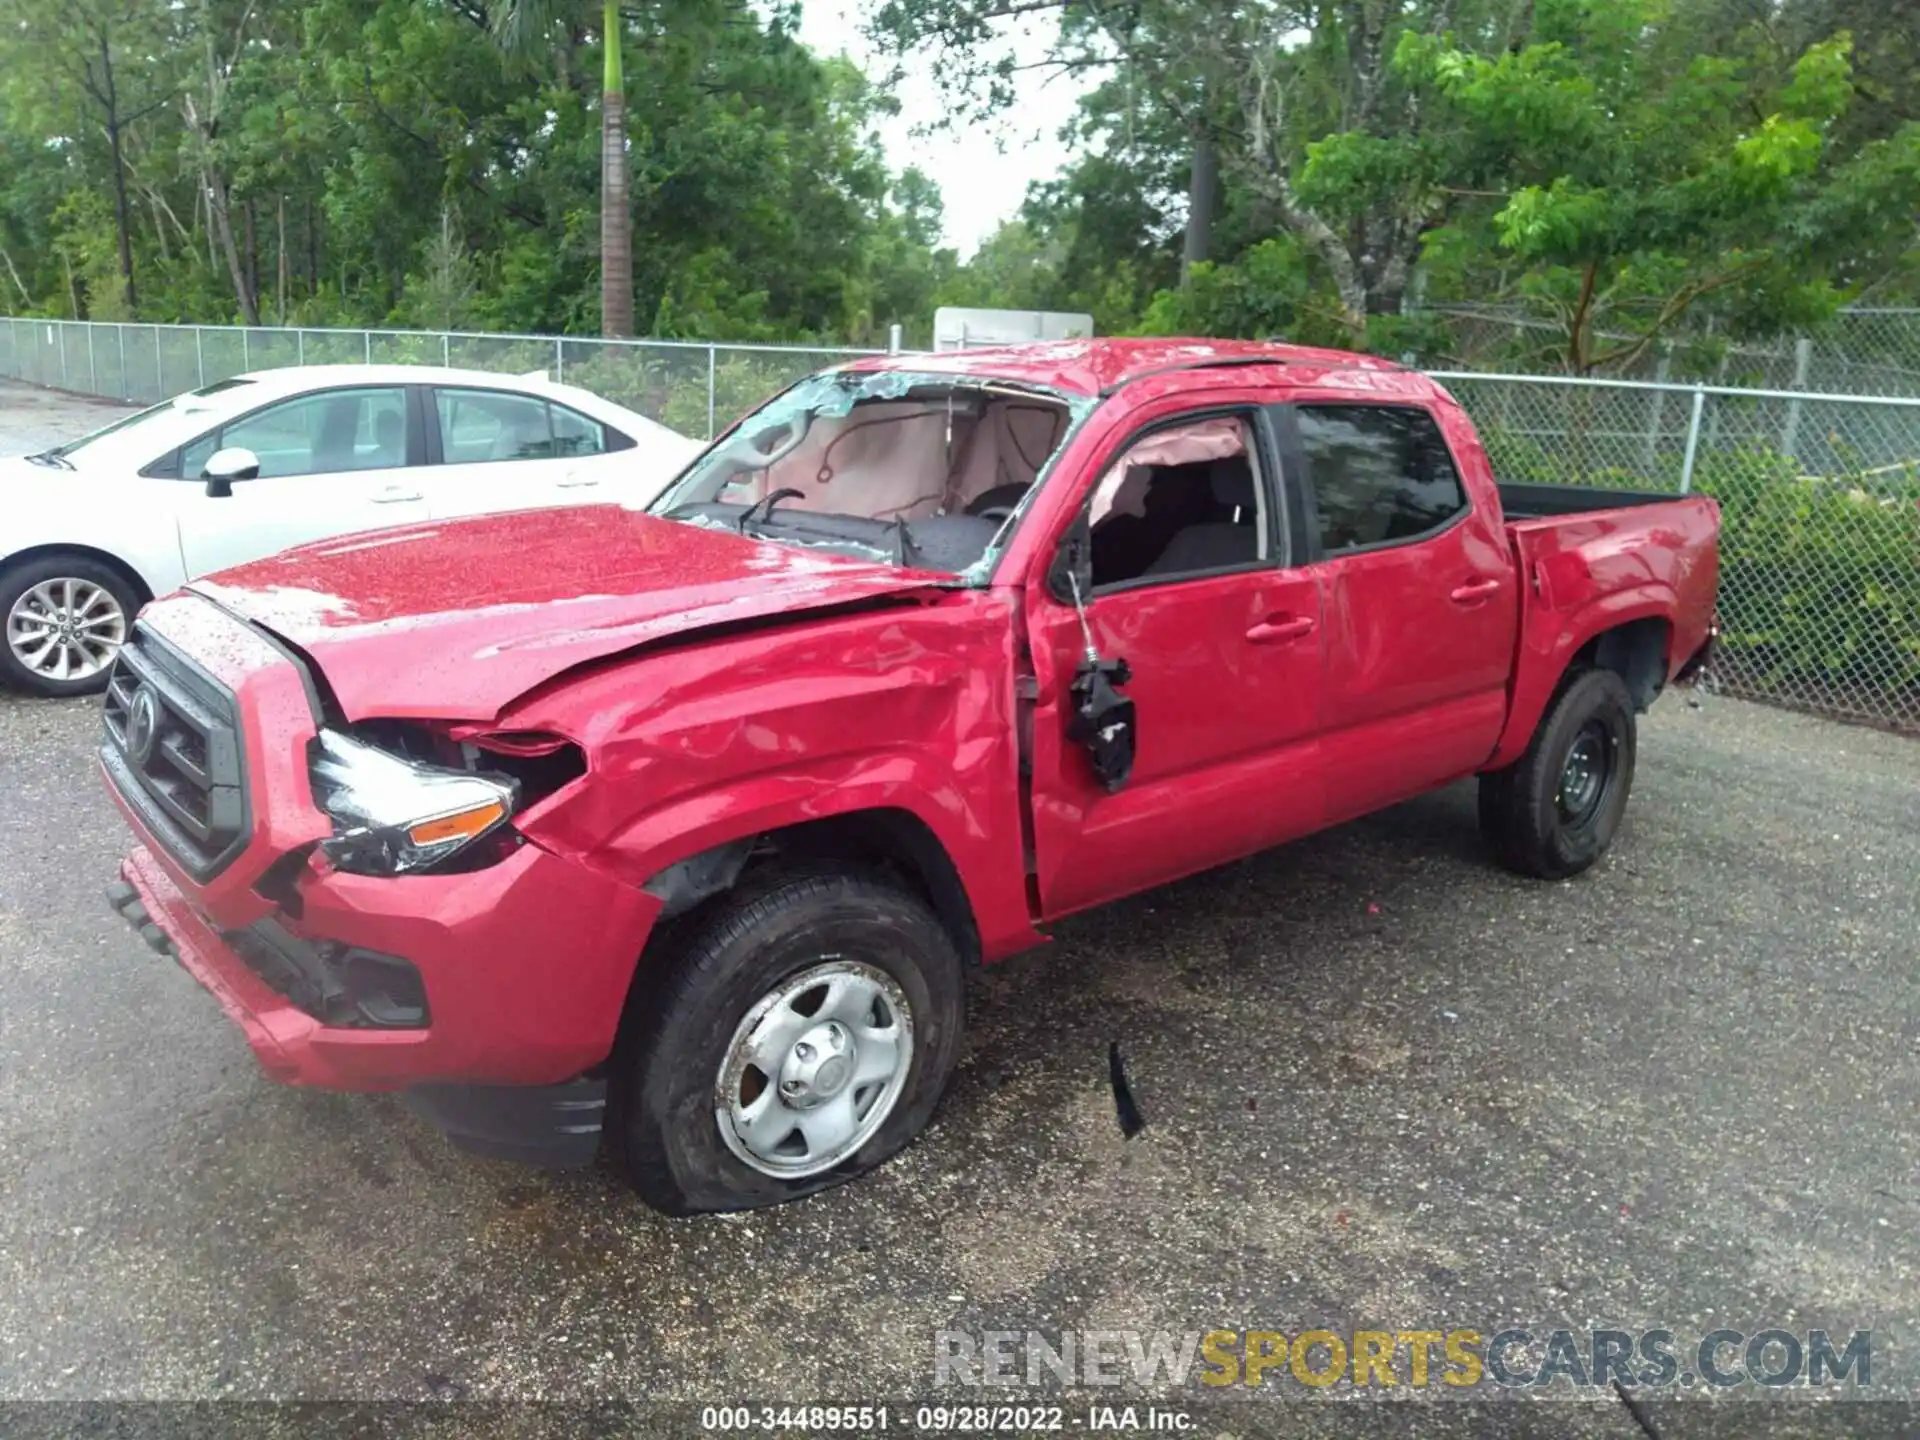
[309,729,519,876]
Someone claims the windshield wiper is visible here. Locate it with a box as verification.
[889,517,922,568]
[738,487,805,534]
[24,449,74,470]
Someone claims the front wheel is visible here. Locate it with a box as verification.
[607,870,965,1215]
[0,554,140,697]
[1479,668,1637,880]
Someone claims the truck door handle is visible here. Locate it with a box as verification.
[556,475,600,489]
[372,488,423,504]
[1246,615,1315,644]
[1450,578,1502,603]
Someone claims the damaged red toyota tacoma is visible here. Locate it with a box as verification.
[100,339,1718,1213]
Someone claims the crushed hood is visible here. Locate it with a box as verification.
[190,505,948,720]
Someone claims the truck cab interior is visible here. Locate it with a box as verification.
[656,379,1077,574]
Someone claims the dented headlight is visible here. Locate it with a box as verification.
[309,729,519,876]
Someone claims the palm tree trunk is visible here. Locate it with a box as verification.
[599,0,634,337]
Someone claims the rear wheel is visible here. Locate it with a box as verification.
[607,869,964,1215]
[0,554,139,697]
[1479,668,1637,880]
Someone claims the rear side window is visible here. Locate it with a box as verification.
[1294,405,1467,553]
[551,404,605,457]
[433,388,615,463]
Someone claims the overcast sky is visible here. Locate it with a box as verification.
[792,1,1090,257]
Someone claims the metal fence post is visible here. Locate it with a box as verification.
[196,327,206,388]
[297,329,306,366]
[1781,337,1813,458]
[1643,353,1670,471]
[241,327,250,373]
[59,323,70,390]
[364,330,372,364]
[706,345,717,439]
[888,324,902,355]
[88,324,97,395]
[1703,353,1729,453]
[443,333,451,366]
[117,324,127,399]
[153,325,163,401]
[1678,386,1707,494]
[555,336,564,382]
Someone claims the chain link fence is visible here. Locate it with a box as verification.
[0,317,881,441]
[1430,305,1920,398]
[1433,371,1920,732]
[1,316,1916,732]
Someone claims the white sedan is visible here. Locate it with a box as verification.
[1,365,705,695]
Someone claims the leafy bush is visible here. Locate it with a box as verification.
[1478,424,1920,723]
[1695,450,1920,721]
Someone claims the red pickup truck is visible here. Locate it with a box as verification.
[100,339,1718,1213]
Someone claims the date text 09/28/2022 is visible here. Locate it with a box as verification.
[699,1405,1194,1432]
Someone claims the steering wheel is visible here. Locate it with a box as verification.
[966,484,1030,525]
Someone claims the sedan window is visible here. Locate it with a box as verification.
[435,389,557,462]
[551,404,606,457]
[180,388,410,479]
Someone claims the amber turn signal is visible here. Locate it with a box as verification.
[406,801,508,848]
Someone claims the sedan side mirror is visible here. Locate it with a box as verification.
[202,446,261,498]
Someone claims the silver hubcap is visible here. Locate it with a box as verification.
[7,578,126,682]
[715,959,913,1179]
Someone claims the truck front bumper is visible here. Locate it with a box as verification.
[107,840,660,1167]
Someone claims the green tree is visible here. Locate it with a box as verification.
[0,0,953,339]
[1403,2,1920,369]
[488,0,635,335]
[5,0,180,313]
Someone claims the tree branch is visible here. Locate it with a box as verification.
[0,246,30,304]
[1567,259,1598,370]
[1235,40,1367,335]
[1588,257,1774,373]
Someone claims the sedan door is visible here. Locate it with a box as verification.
[173,385,429,577]
[420,385,610,520]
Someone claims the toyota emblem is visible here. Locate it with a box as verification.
[126,685,161,766]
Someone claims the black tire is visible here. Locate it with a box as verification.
[1478,668,1637,880]
[607,869,965,1215]
[0,553,141,698]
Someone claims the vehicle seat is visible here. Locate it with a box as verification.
[1142,458,1260,576]
[1092,460,1215,585]
[313,399,361,471]
[1314,454,1395,550]
[495,410,550,460]
[371,410,405,467]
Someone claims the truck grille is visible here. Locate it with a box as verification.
[101,625,248,880]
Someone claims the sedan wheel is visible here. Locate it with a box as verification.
[0,556,141,696]
[7,577,128,685]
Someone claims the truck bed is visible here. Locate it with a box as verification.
[1496,481,1681,519]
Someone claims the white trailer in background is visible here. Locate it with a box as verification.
[933,307,1095,353]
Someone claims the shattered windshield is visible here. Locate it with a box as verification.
[649,370,1093,582]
